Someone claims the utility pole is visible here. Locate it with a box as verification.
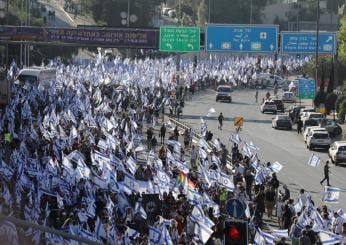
[208,0,211,23]
[250,0,253,24]
[315,0,320,93]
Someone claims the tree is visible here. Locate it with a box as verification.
[325,59,338,112]
[197,0,207,27]
[314,62,326,107]
[339,17,346,65]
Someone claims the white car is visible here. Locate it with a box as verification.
[261,100,277,114]
[302,112,324,121]
[299,108,316,118]
[306,131,331,150]
[303,127,328,143]
[282,91,296,103]
[272,115,292,130]
[329,141,346,165]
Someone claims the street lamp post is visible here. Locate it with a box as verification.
[315,0,320,92]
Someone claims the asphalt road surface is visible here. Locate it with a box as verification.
[181,88,346,209]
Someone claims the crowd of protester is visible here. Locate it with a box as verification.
[0,55,344,245]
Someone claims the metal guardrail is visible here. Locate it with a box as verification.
[167,117,233,164]
[0,213,103,245]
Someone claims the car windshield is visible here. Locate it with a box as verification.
[266,102,276,105]
[305,120,319,126]
[17,75,37,83]
[278,116,290,120]
[310,114,324,119]
[338,146,346,151]
[217,87,231,92]
[313,133,329,139]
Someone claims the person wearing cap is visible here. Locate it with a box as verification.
[320,161,331,186]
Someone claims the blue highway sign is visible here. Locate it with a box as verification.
[226,199,245,218]
[206,24,278,53]
[281,32,336,54]
[298,79,316,99]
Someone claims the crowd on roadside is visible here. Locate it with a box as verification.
[1,54,344,245]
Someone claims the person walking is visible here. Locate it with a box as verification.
[320,161,330,186]
[297,117,303,134]
[218,113,224,130]
[159,124,166,144]
[255,90,259,103]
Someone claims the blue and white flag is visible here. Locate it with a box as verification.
[218,171,234,192]
[123,173,139,194]
[126,157,137,175]
[95,216,107,239]
[322,186,341,204]
[194,221,214,244]
[318,230,344,245]
[307,153,320,167]
[149,226,161,244]
[270,228,288,239]
[248,141,259,150]
[134,202,147,219]
[242,144,252,158]
[270,161,283,173]
[230,133,241,145]
[254,228,275,245]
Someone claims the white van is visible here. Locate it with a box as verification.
[16,67,56,88]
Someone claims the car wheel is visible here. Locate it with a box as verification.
[309,145,313,150]
[229,98,232,103]
[216,98,218,102]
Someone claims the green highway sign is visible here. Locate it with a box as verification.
[159,27,200,52]
[298,79,315,99]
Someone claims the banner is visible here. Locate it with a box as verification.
[0,26,159,48]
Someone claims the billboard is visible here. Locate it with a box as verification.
[0,26,159,48]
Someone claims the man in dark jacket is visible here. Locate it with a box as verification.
[159,124,166,144]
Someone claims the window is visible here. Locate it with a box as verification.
[17,75,37,84]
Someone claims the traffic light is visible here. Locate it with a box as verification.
[224,220,248,245]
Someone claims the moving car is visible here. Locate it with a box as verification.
[216,85,232,103]
[260,100,277,114]
[281,91,296,103]
[306,131,331,150]
[16,67,56,88]
[272,99,285,112]
[328,141,346,165]
[272,115,292,130]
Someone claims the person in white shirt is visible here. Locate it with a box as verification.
[332,212,345,234]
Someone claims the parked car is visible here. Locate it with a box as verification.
[328,141,346,165]
[319,119,342,138]
[282,91,296,103]
[301,112,324,121]
[302,118,320,131]
[216,85,232,103]
[272,115,292,130]
[260,100,277,114]
[306,131,331,150]
[303,127,328,143]
[271,99,285,112]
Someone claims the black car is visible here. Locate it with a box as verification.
[272,99,285,112]
[288,105,305,123]
[319,119,343,137]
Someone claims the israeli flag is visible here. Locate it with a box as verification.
[270,228,289,239]
[319,230,343,245]
[218,171,235,192]
[149,226,161,245]
[270,161,283,173]
[247,141,259,150]
[134,202,147,220]
[123,173,139,194]
[126,157,137,175]
[322,186,341,204]
[307,153,320,167]
[254,228,275,245]
[242,144,252,157]
[95,216,107,239]
[230,133,241,145]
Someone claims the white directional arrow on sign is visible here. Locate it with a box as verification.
[165,43,173,50]
[187,43,194,50]
[239,43,243,50]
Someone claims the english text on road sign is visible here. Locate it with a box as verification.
[206,24,278,53]
[281,32,337,54]
[234,117,244,127]
[226,199,245,218]
[159,27,200,52]
[298,79,315,99]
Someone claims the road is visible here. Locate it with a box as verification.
[181,88,346,209]
[40,0,77,27]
